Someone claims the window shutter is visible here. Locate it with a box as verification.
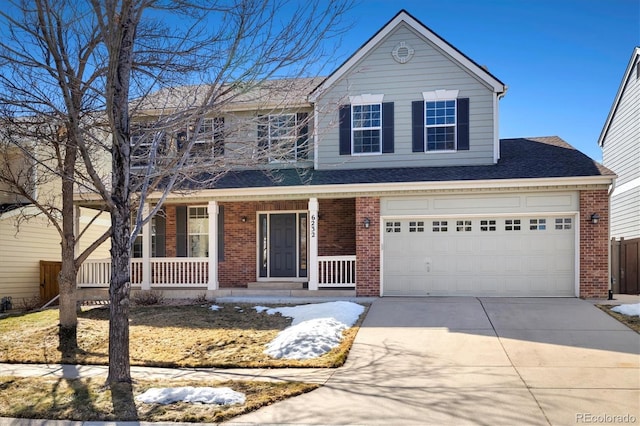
[339,104,351,155]
[382,102,394,153]
[176,206,187,257]
[257,115,268,149]
[154,213,166,258]
[214,117,225,156]
[412,100,425,152]
[457,98,470,151]
[296,112,309,160]
[217,205,224,261]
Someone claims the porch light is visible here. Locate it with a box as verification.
[590,213,600,224]
[241,216,247,223]
[363,217,371,229]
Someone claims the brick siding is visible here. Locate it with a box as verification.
[318,198,356,256]
[355,197,380,296]
[579,189,610,298]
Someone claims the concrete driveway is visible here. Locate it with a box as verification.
[231,297,639,425]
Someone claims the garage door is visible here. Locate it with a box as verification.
[382,216,575,297]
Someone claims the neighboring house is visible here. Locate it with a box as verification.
[0,142,111,305]
[77,10,614,298]
[598,47,640,294]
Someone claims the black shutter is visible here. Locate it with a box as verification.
[214,117,225,156]
[217,205,224,261]
[382,102,394,153]
[154,213,166,258]
[457,98,470,151]
[176,206,187,257]
[339,104,351,155]
[257,115,268,150]
[412,100,425,152]
[296,112,309,160]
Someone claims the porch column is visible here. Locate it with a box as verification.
[141,203,151,290]
[308,197,319,290]
[207,200,219,290]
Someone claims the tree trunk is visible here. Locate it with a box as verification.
[59,127,79,358]
[106,1,137,385]
[107,206,131,384]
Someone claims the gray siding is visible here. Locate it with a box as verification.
[602,53,639,239]
[315,23,498,170]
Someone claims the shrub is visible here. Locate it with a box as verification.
[131,290,164,306]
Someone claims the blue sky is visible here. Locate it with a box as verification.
[328,0,639,162]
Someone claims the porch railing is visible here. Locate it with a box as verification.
[79,256,356,289]
[77,258,208,287]
[318,255,356,288]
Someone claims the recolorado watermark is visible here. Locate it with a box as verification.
[576,413,637,424]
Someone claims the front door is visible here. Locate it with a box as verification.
[269,213,297,277]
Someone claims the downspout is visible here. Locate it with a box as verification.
[607,178,617,300]
[494,88,508,163]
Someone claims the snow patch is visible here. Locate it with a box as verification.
[209,305,221,311]
[611,303,640,317]
[136,386,245,405]
[262,301,365,359]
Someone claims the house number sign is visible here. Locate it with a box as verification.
[310,214,317,238]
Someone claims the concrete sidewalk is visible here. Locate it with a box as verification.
[1,296,639,425]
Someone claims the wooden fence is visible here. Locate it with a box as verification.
[39,260,61,303]
[611,237,639,295]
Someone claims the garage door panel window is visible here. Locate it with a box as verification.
[480,219,497,231]
[529,218,547,230]
[432,221,448,232]
[555,218,572,230]
[386,221,401,233]
[409,221,425,232]
[456,220,472,232]
[505,219,521,231]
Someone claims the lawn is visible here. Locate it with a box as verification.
[0,300,368,423]
[596,304,640,333]
[0,301,367,367]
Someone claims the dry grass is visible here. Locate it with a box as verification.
[0,375,318,422]
[596,305,640,333]
[0,302,368,368]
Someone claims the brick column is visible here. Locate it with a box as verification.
[355,197,380,297]
[579,189,610,298]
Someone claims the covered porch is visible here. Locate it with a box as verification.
[77,197,366,294]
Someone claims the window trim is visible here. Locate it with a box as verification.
[259,113,306,163]
[188,206,209,258]
[424,98,457,152]
[351,102,383,156]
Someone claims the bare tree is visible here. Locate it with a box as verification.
[0,1,111,356]
[2,0,351,386]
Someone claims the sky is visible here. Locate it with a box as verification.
[324,0,640,162]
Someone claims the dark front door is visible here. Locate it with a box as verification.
[270,214,296,277]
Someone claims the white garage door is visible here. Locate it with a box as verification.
[382,216,575,297]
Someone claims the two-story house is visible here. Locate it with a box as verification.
[598,47,639,295]
[77,10,614,299]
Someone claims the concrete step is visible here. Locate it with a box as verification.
[247,281,306,290]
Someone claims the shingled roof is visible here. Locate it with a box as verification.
[193,137,613,191]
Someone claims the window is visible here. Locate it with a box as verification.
[130,122,167,169]
[258,113,308,162]
[505,219,521,231]
[529,218,546,230]
[130,214,165,258]
[339,96,394,156]
[409,221,424,232]
[352,104,381,154]
[555,218,572,230]
[480,219,496,231]
[189,117,224,156]
[188,206,209,257]
[432,221,448,232]
[426,100,456,151]
[456,220,472,232]
[386,221,401,233]
[412,91,469,153]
